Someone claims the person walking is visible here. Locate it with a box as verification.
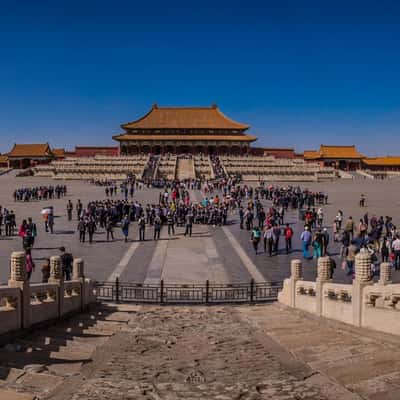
[27,218,37,248]
[106,217,114,241]
[392,235,400,270]
[47,212,54,234]
[121,215,130,243]
[25,249,35,281]
[167,212,175,236]
[67,200,73,221]
[284,223,293,254]
[184,213,193,237]
[77,218,86,243]
[138,215,146,241]
[87,217,96,244]
[153,215,161,240]
[344,216,354,240]
[60,246,73,281]
[263,225,274,257]
[76,200,83,220]
[251,226,261,255]
[300,226,312,259]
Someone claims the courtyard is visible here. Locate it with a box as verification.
[1,172,399,287]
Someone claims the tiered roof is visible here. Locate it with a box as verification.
[304,145,364,160]
[121,104,250,130]
[8,143,53,158]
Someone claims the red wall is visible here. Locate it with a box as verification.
[73,147,119,157]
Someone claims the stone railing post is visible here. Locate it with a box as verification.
[73,258,85,310]
[379,262,392,286]
[290,259,302,307]
[8,251,31,329]
[353,249,372,327]
[316,256,332,316]
[48,255,64,318]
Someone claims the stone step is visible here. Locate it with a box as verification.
[238,303,400,400]
[0,389,35,400]
[15,337,96,355]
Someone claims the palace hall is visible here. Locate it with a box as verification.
[112,104,257,155]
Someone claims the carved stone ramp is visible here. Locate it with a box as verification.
[238,303,400,400]
[48,304,359,400]
[0,304,129,399]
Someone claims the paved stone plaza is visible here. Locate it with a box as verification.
[1,172,400,286]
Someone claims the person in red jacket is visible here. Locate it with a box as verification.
[284,223,294,254]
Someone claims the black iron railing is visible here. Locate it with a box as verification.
[95,278,283,304]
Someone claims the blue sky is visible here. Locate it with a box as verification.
[1,0,400,155]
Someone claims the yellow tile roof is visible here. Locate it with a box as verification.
[121,104,250,130]
[319,145,363,159]
[113,134,257,142]
[303,150,320,160]
[363,156,400,166]
[8,143,52,158]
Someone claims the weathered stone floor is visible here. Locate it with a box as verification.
[51,305,356,400]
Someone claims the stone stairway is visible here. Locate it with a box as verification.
[176,157,195,180]
[0,304,129,400]
[239,303,400,400]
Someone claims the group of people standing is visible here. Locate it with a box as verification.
[13,185,67,202]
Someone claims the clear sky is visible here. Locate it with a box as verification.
[1,0,400,155]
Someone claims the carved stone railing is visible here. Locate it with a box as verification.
[0,253,96,336]
[278,251,400,335]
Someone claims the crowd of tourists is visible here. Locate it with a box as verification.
[13,185,67,202]
[70,183,233,243]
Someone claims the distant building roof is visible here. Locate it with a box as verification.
[52,148,65,158]
[303,150,320,160]
[121,104,250,130]
[319,145,364,159]
[304,145,364,160]
[0,155,8,163]
[363,156,400,166]
[8,143,53,158]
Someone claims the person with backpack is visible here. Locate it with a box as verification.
[284,223,293,254]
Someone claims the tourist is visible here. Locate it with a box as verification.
[263,225,274,256]
[300,226,312,259]
[76,200,83,220]
[87,217,96,244]
[106,217,114,241]
[312,230,323,259]
[27,218,37,248]
[77,219,86,243]
[392,235,400,270]
[167,212,175,235]
[284,223,293,254]
[60,246,73,281]
[25,249,35,281]
[184,212,193,237]
[153,215,162,240]
[344,216,354,240]
[121,215,130,243]
[345,240,357,276]
[251,226,261,255]
[138,215,146,241]
[321,228,329,256]
[67,200,73,221]
[360,194,366,207]
[41,258,50,283]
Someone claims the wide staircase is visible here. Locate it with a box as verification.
[0,304,128,400]
[142,155,159,180]
[176,156,195,180]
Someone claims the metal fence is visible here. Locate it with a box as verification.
[95,279,283,304]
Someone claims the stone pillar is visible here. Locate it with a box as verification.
[8,251,30,329]
[73,258,85,310]
[49,256,64,318]
[316,256,332,316]
[353,249,372,327]
[290,259,302,307]
[379,262,392,286]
